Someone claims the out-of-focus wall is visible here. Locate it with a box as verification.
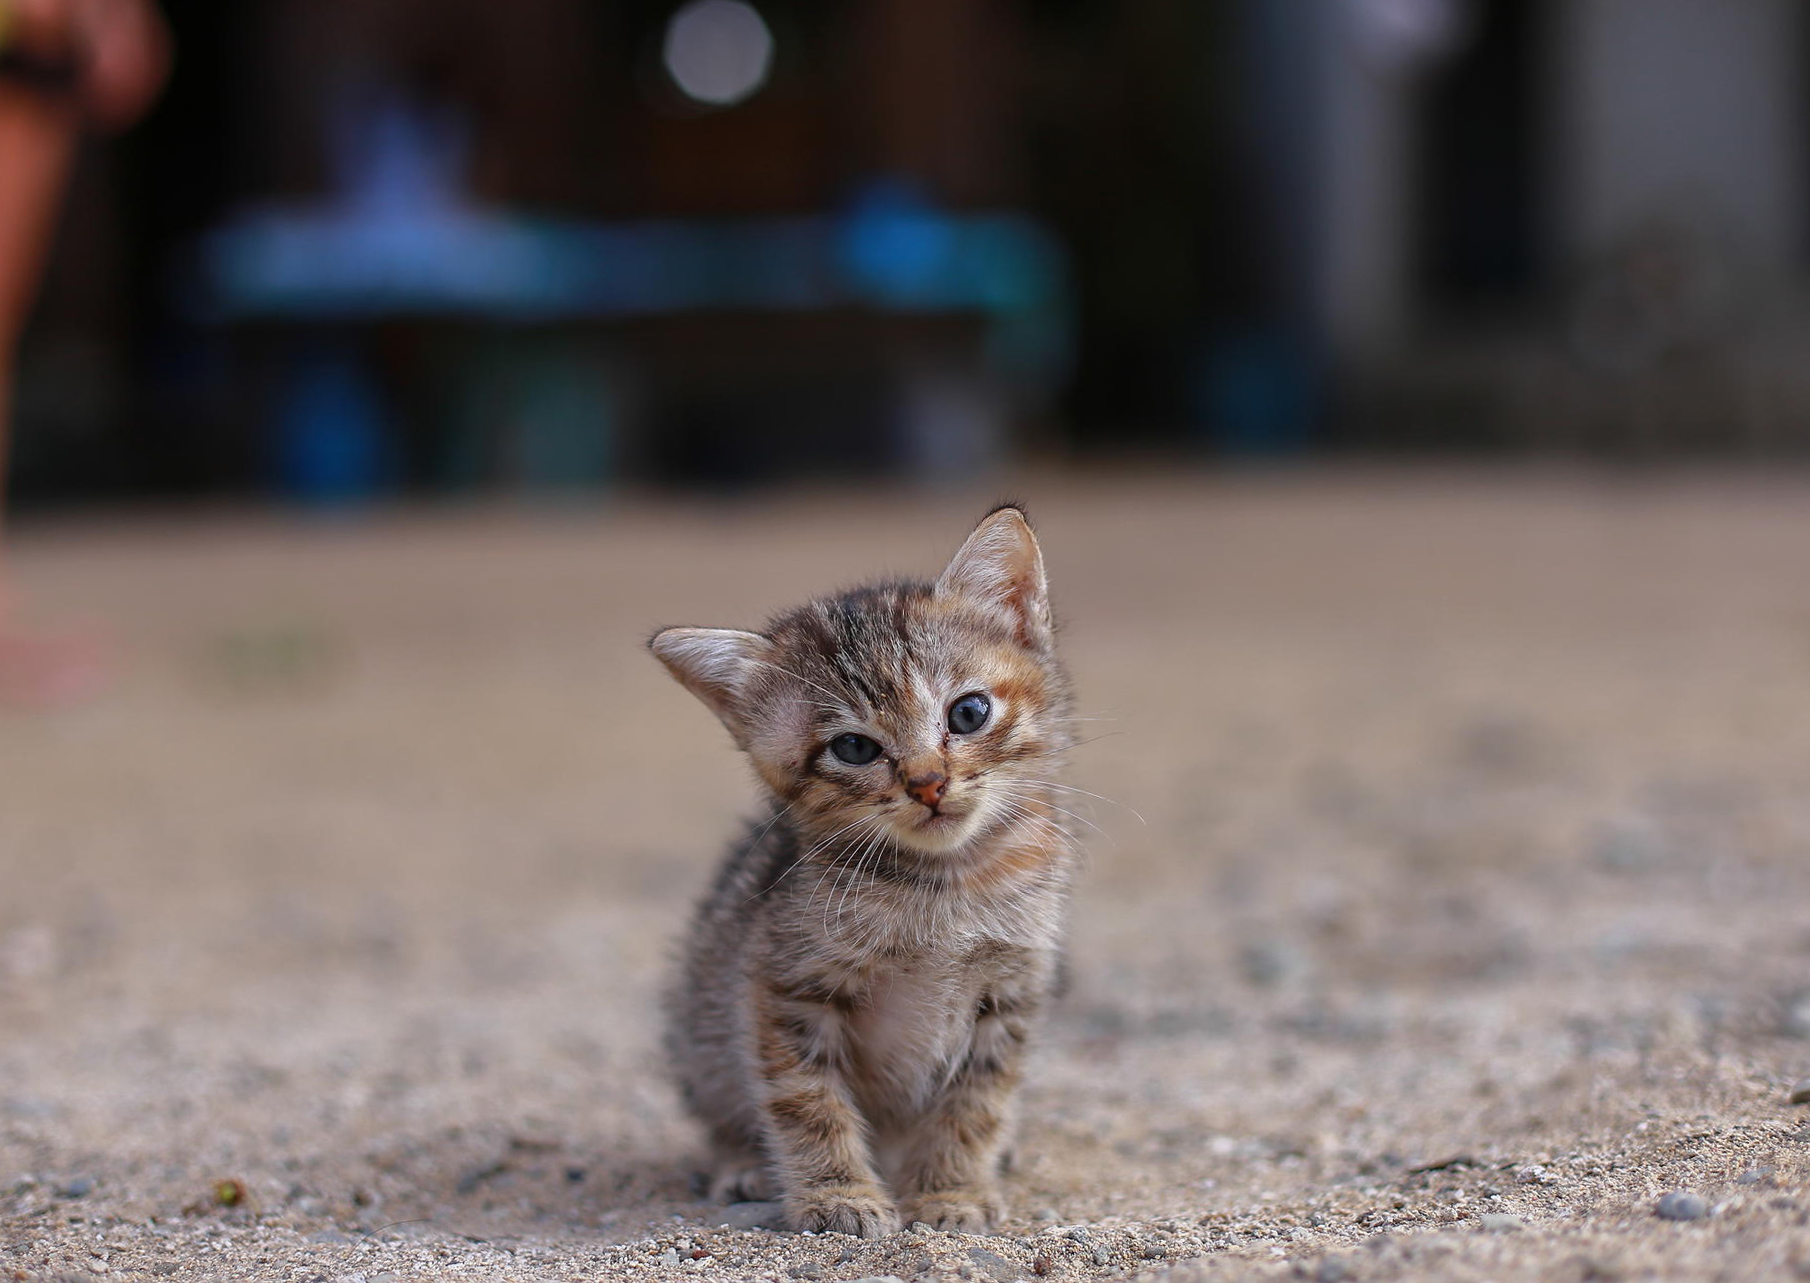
[1556,0,1803,273]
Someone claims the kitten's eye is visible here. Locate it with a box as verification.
[947,692,992,735]
[829,733,883,766]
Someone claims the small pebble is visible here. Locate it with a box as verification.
[1591,817,1668,872]
[1240,939,1307,988]
[1,1097,58,1119]
[1655,1191,1708,1222]
[1479,1213,1524,1232]
[1789,1079,1810,1105]
[1315,1257,1351,1283]
[716,1201,784,1231]
[57,1177,95,1199]
[1032,1206,1058,1222]
[1781,998,1810,1040]
[967,1247,1018,1282]
[845,1277,907,1283]
[1737,1166,1775,1186]
[786,1266,824,1280]
[659,1247,681,1266]
[455,1161,506,1195]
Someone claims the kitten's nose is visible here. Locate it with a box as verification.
[905,772,948,810]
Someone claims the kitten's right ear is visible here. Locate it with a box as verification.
[649,627,772,744]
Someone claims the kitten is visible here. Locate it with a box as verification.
[650,505,1077,1239]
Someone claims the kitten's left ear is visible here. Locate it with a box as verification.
[649,626,772,746]
[936,505,1052,648]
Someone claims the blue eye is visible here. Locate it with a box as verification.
[947,692,991,735]
[829,733,882,765]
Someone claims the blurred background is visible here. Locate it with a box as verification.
[14,0,1810,511]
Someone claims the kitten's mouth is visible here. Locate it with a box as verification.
[890,800,983,853]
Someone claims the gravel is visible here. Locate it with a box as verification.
[6,479,1810,1282]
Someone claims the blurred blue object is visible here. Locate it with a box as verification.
[196,97,1070,498]
[1197,330,1318,457]
[328,85,472,221]
[838,179,959,306]
[194,183,1071,392]
[199,203,1065,322]
[274,348,392,505]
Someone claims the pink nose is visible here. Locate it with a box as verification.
[906,773,948,810]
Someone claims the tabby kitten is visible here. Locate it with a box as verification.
[651,505,1077,1239]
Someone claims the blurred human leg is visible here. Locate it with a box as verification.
[0,85,96,704]
[0,83,77,488]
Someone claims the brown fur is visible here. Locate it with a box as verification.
[650,507,1078,1237]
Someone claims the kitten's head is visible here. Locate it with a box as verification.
[651,506,1072,858]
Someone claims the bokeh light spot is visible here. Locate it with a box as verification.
[663,0,775,108]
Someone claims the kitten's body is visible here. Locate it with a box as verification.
[653,511,1076,1237]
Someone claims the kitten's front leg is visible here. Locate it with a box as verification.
[897,989,1036,1234]
[752,981,900,1238]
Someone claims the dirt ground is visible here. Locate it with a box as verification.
[3,471,1809,1283]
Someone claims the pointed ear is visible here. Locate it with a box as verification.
[649,626,772,744]
[936,505,1052,648]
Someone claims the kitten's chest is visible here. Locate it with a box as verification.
[845,954,983,1112]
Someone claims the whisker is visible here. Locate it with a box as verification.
[822,817,888,938]
[1044,731,1129,754]
[836,823,889,936]
[985,796,1083,855]
[746,800,798,848]
[748,808,879,901]
[1009,779,1146,825]
[746,658,849,708]
[989,788,1109,839]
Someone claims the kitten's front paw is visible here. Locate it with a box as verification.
[788,1185,901,1238]
[905,1188,1003,1235]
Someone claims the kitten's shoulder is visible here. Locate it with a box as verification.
[697,809,799,915]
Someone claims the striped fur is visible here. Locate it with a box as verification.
[651,507,1077,1237]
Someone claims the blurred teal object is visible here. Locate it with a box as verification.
[275,349,392,505]
[510,350,616,491]
[439,337,617,492]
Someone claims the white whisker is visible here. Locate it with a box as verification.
[747,808,879,901]
[1008,779,1146,825]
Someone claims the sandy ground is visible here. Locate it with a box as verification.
[2,471,1809,1283]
